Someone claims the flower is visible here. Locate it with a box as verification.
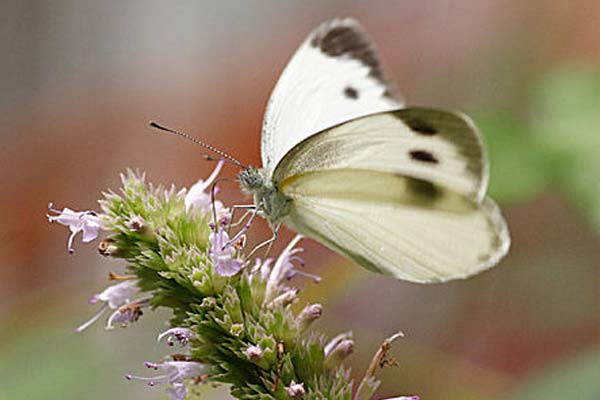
[125,215,146,232]
[264,235,319,303]
[296,303,322,332]
[244,345,263,361]
[76,280,141,332]
[47,202,103,253]
[209,227,243,276]
[324,332,354,368]
[285,380,305,398]
[125,360,209,400]
[324,332,353,357]
[106,298,149,330]
[158,327,196,347]
[251,257,274,280]
[185,160,225,214]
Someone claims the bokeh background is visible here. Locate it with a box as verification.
[1,1,598,399]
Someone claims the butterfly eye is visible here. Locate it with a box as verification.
[239,167,265,192]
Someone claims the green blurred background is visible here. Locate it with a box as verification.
[0,1,598,399]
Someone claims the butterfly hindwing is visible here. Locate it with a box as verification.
[261,18,403,176]
[281,169,509,283]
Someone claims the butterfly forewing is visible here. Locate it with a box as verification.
[261,18,403,176]
[274,108,488,202]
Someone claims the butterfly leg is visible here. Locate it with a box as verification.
[226,205,255,231]
[246,222,280,259]
[223,203,262,250]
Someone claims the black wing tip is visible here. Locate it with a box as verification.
[310,17,382,77]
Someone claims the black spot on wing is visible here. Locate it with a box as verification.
[393,111,438,135]
[310,19,385,83]
[406,118,437,135]
[406,178,442,201]
[344,86,359,99]
[395,108,485,190]
[409,150,438,164]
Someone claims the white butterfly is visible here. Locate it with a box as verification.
[161,18,510,283]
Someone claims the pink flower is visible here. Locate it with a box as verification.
[185,160,225,214]
[264,235,319,303]
[47,202,103,253]
[286,380,305,398]
[157,327,196,347]
[209,227,243,277]
[105,298,149,330]
[244,345,263,361]
[76,280,142,332]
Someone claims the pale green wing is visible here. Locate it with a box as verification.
[273,108,488,202]
[281,169,509,283]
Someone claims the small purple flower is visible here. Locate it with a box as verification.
[185,160,225,214]
[285,380,305,398]
[265,235,319,303]
[157,327,196,347]
[244,345,263,361]
[76,280,141,332]
[251,257,274,280]
[267,288,298,309]
[296,303,322,332]
[47,202,103,253]
[209,227,243,277]
[106,298,150,330]
[324,336,354,368]
[125,360,209,400]
[324,332,354,358]
[125,215,146,232]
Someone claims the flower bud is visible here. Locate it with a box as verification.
[200,297,216,309]
[296,303,322,333]
[267,288,298,309]
[244,345,263,361]
[285,380,305,398]
[230,323,244,337]
[125,215,146,233]
[98,238,120,257]
[325,337,354,368]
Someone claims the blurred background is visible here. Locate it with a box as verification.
[0,1,598,399]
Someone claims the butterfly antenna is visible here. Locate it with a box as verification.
[149,121,246,169]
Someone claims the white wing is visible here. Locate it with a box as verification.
[261,18,403,176]
[282,169,510,283]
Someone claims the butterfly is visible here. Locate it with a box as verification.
[156,17,510,283]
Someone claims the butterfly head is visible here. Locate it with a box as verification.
[239,167,291,222]
[238,166,266,195]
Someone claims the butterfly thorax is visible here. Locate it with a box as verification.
[238,166,291,223]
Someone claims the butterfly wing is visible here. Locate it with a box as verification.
[261,18,403,176]
[274,108,489,202]
[283,170,509,282]
[274,110,509,282]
